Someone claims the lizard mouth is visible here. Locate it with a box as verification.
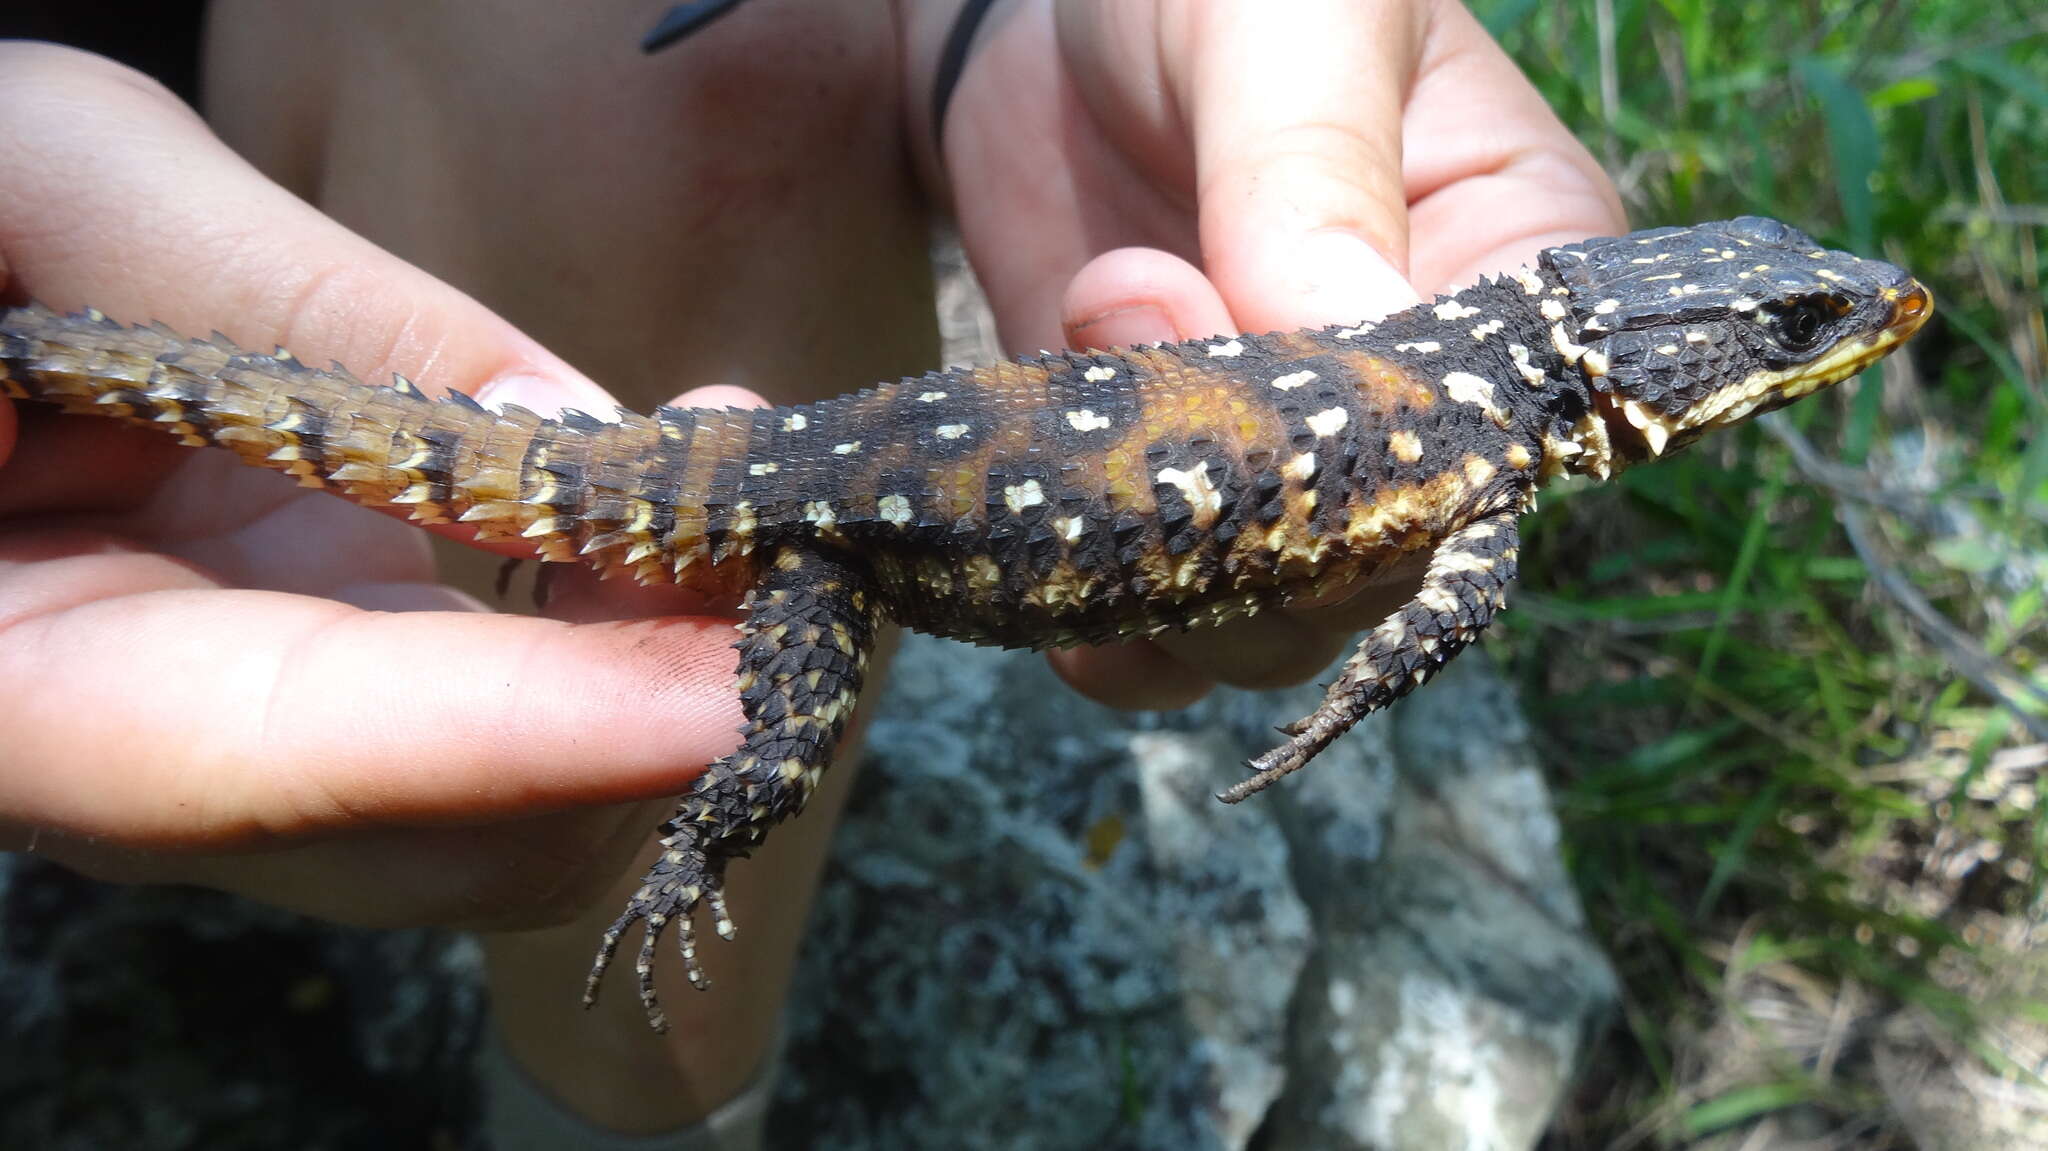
[1605,278,1934,459]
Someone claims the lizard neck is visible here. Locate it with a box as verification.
[1480,262,1616,483]
[1347,267,1611,484]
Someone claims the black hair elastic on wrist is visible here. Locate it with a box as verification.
[641,0,750,53]
[641,0,998,146]
[927,0,999,145]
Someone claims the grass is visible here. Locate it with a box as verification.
[1468,1,2048,1145]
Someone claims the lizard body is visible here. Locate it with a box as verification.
[0,217,1930,1029]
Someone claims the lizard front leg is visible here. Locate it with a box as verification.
[584,543,883,1031]
[1219,509,1523,804]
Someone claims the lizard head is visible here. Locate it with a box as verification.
[1538,216,1931,468]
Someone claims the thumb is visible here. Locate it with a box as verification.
[1177,0,1428,331]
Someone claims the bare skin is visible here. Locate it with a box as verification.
[0,0,1621,1133]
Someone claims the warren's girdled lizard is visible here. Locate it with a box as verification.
[0,217,1930,1029]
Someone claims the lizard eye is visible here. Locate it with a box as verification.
[1772,297,1838,353]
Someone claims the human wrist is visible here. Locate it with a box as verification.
[895,0,1014,202]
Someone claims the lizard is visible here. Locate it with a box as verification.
[0,216,1930,1031]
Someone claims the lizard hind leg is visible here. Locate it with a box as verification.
[583,543,884,1031]
[1219,509,1522,805]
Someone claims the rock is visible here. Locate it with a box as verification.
[1265,648,1618,1150]
[774,634,1616,1150]
[0,860,484,1150]
[773,639,1314,1149]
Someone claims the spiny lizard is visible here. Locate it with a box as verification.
[0,217,1930,1030]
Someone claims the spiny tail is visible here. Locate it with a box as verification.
[0,303,755,590]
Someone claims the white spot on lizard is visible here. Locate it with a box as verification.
[1442,371,1497,411]
[1155,462,1222,516]
[1003,479,1046,514]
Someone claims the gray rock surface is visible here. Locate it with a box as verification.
[772,634,1617,1150]
[0,861,486,1150]
[1265,643,1617,1151]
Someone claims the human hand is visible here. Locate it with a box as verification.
[911,0,1626,707]
[0,43,750,934]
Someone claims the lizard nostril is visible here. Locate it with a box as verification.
[1891,281,1931,322]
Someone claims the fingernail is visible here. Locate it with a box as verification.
[1288,229,1421,326]
[1068,303,1178,351]
[475,373,617,419]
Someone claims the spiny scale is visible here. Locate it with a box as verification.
[0,217,1930,1029]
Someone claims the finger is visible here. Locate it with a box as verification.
[0,43,620,433]
[664,383,764,411]
[0,533,745,847]
[0,245,12,464]
[1062,246,1236,350]
[1399,2,1627,291]
[0,410,188,518]
[1046,639,1213,712]
[23,801,670,934]
[0,379,16,475]
[1284,564,1427,634]
[1152,611,1353,692]
[1131,559,1424,693]
[529,382,772,622]
[1180,0,1426,332]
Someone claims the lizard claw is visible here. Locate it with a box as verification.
[582,834,731,1032]
[1220,712,1348,804]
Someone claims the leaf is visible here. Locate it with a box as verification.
[1476,0,1541,40]
[1682,1082,1817,1137]
[1870,76,1940,108]
[1792,56,1880,250]
[1955,50,2048,113]
[1929,536,2004,575]
[1698,780,1786,918]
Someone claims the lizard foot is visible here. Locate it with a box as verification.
[582,829,735,1032]
[1220,711,1350,804]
